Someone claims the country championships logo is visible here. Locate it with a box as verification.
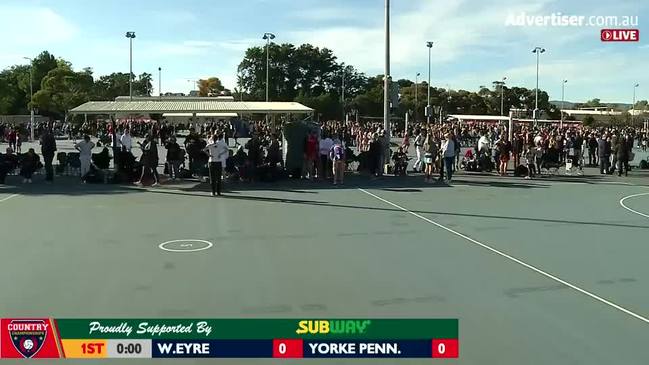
[7,320,49,358]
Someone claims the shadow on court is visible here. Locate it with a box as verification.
[125,187,649,231]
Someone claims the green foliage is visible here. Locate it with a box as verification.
[583,115,596,126]
[0,47,573,122]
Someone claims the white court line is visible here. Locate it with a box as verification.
[0,194,19,203]
[619,193,649,219]
[358,188,649,324]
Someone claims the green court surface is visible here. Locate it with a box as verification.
[1,172,649,364]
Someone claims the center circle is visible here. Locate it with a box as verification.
[158,239,213,253]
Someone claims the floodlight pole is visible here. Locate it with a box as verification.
[415,72,420,124]
[633,83,639,124]
[384,0,391,139]
[561,82,564,127]
[158,67,162,98]
[426,42,433,124]
[501,77,507,116]
[532,47,545,124]
[23,57,34,141]
[125,32,136,101]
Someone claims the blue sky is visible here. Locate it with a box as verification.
[1,0,647,103]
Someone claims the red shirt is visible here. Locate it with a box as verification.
[306,136,318,160]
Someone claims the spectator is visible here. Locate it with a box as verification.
[204,132,229,196]
[40,128,57,183]
[120,128,133,152]
[136,134,159,186]
[74,135,95,182]
[423,133,436,182]
[617,135,630,177]
[330,137,346,185]
[0,148,18,184]
[497,135,512,176]
[441,132,456,183]
[598,135,611,174]
[413,129,424,172]
[20,148,39,183]
[165,136,183,181]
[319,133,333,179]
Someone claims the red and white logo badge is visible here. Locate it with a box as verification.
[1,318,61,358]
[601,29,639,42]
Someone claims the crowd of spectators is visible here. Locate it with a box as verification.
[1,118,648,187]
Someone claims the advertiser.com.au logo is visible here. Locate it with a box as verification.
[601,29,639,42]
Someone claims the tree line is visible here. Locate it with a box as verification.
[3,46,643,122]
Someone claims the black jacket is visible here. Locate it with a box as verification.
[40,133,57,155]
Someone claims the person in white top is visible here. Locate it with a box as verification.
[120,128,132,152]
[477,134,490,156]
[319,135,333,179]
[74,135,95,181]
[441,133,456,183]
[203,131,229,196]
[413,130,423,172]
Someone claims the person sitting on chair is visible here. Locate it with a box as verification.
[0,148,18,184]
[20,148,40,183]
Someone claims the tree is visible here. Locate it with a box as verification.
[583,115,596,126]
[584,98,604,107]
[93,73,130,100]
[634,100,648,111]
[197,77,224,96]
[31,51,59,96]
[32,64,94,119]
[0,66,30,114]
[133,72,153,97]
[237,42,352,102]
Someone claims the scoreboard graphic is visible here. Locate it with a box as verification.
[0,318,458,359]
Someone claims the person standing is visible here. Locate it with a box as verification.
[588,133,598,166]
[7,128,17,152]
[74,135,95,182]
[498,135,512,176]
[441,132,456,183]
[330,137,346,185]
[598,135,611,174]
[40,128,57,183]
[512,133,522,169]
[319,133,333,180]
[610,133,619,174]
[266,134,282,169]
[136,134,159,186]
[423,133,436,182]
[165,136,182,181]
[617,135,630,177]
[413,129,423,172]
[204,132,229,196]
[120,128,133,152]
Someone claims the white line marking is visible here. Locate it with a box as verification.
[358,188,649,324]
[159,239,213,253]
[619,193,649,219]
[0,194,19,203]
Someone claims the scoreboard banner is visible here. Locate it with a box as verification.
[0,318,458,359]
